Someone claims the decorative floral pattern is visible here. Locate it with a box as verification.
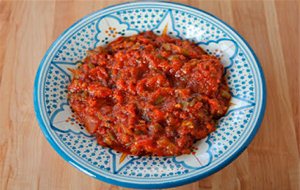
[51,103,91,136]
[174,137,211,169]
[199,39,238,68]
[95,15,138,47]
[34,2,266,188]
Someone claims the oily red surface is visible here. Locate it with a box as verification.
[68,31,231,156]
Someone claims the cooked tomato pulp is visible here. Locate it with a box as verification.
[68,31,231,156]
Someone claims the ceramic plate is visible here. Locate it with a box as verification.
[34,2,266,189]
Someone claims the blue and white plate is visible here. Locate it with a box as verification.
[34,2,266,189]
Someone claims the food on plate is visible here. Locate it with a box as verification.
[68,31,231,156]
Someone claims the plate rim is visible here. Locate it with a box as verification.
[33,1,267,189]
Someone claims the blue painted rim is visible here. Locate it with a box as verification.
[33,1,267,189]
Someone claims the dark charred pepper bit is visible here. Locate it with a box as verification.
[88,62,95,69]
[221,89,231,99]
[154,95,164,105]
[180,101,189,110]
[182,49,190,57]
[149,123,163,134]
[189,98,197,107]
[157,54,164,59]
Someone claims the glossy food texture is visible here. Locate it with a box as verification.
[68,31,231,156]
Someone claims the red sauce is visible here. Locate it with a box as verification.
[68,31,231,156]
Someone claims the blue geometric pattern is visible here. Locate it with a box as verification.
[34,2,266,189]
[53,21,97,63]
